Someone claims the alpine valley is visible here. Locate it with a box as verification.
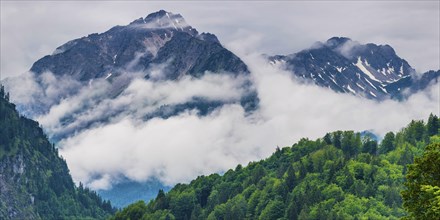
[1,9,439,218]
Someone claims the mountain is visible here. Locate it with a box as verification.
[111,114,440,219]
[4,10,258,210]
[30,10,248,82]
[6,10,257,139]
[269,37,439,100]
[385,70,439,99]
[0,85,115,219]
[5,10,258,139]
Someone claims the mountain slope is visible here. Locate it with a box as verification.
[385,70,440,99]
[270,37,439,100]
[0,85,114,219]
[112,114,439,219]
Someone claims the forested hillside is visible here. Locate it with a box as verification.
[0,85,115,219]
[113,114,439,219]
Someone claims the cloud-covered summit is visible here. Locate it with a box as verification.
[5,10,253,121]
[129,10,195,34]
[29,10,247,83]
[269,37,439,100]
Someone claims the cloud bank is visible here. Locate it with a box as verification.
[43,54,438,190]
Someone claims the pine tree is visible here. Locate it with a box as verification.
[324,133,332,145]
[154,189,169,210]
[285,165,297,191]
[427,113,439,137]
[380,132,395,154]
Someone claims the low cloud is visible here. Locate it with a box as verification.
[59,106,259,189]
[51,54,438,190]
[4,67,252,143]
[4,71,83,117]
[334,40,361,59]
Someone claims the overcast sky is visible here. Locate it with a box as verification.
[1,1,439,79]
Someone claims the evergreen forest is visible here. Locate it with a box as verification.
[112,113,440,220]
[0,85,115,219]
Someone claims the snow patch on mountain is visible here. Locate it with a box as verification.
[354,57,380,83]
[347,85,356,94]
[131,10,191,31]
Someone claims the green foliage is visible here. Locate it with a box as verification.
[402,142,440,219]
[259,199,284,220]
[113,115,438,219]
[112,200,148,220]
[170,190,196,219]
[0,91,115,219]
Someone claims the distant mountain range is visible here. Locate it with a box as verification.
[7,11,438,120]
[269,37,439,100]
[2,10,439,208]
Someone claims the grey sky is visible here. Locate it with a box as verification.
[1,1,439,79]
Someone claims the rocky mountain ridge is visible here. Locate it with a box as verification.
[30,10,248,82]
[269,37,439,100]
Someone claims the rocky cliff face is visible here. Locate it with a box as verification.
[0,154,38,219]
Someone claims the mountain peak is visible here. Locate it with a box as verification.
[325,37,352,48]
[28,9,248,88]
[145,10,176,19]
[127,10,194,34]
[144,10,183,21]
[269,36,419,100]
